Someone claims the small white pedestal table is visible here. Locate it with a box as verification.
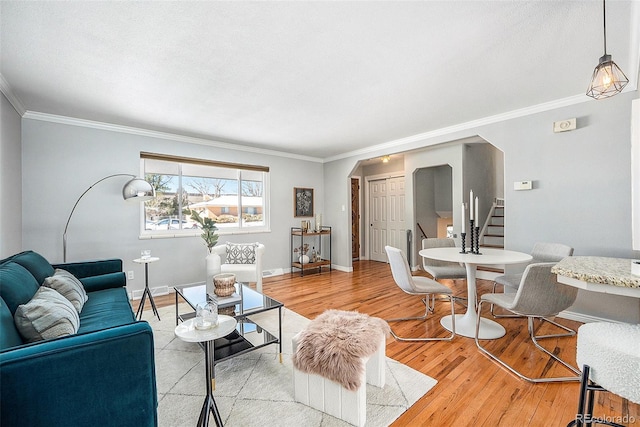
[133,256,160,321]
[419,247,532,339]
[175,315,238,427]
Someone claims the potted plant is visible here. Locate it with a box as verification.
[190,210,219,252]
[190,210,220,294]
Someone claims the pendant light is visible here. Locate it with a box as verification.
[586,0,628,99]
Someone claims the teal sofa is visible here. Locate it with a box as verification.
[0,251,157,427]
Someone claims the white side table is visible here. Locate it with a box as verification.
[133,256,160,321]
[175,316,237,427]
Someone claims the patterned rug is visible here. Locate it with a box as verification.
[144,304,437,426]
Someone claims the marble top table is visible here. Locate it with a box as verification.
[551,256,640,298]
[419,247,532,339]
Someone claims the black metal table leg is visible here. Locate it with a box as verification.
[136,261,160,321]
[197,340,223,427]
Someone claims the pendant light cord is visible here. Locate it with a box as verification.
[602,0,607,55]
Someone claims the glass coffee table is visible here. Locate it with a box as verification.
[174,282,283,386]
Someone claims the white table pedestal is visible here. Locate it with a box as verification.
[419,247,533,339]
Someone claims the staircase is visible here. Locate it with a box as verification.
[482,204,504,248]
[477,199,505,280]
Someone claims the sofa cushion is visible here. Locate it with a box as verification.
[14,287,80,343]
[78,287,135,334]
[0,298,23,349]
[43,269,88,313]
[8,251,55,285]
[226,242,257,264]
[0,263,41,315]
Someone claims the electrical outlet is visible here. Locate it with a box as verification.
[127,271,134,280]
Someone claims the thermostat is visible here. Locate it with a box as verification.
[553,118,576,133]
[514,181,532,191]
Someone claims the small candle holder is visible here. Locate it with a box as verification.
[473,226,482,255]
[469,220,475,253]
[460,232,467,254]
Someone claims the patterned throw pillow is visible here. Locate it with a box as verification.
[14,286,80,343]
[226,243,257,264]
[43,269,88,313]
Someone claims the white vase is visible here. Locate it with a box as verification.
[206,252,221,296]
[299,255,310,264]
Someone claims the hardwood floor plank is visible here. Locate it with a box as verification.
[141,260,640,426]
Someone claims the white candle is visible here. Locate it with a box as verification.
[461,203,466,233]
[469,190,474,220]
[475,197,479,225]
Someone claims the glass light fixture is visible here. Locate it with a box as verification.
[381,155,390,163]
[586,0,628,99]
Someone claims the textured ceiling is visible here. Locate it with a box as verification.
[1,1,638,160]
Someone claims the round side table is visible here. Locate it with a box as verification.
[175,315,237,427]
[133,256,160,321]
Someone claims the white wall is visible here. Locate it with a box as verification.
[20,118,323,295]
[0,93,22,257]
[325,91,640,323]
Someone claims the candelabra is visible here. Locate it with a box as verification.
[473,226,482,255]
[466,219,482,255]
[460,232,467,254]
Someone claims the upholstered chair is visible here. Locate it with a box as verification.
[491,242,574,337]
[212,243,265,293]
[476,262,580,383]
[421,238,467,280]
[385,245,456,342]
[566,322,640,427]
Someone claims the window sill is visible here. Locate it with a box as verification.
[139,228,271,240]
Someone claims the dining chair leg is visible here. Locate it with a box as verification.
[475,301,579,383]
[387,295,456,342]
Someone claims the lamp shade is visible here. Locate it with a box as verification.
[586,54,629,99]
[123,177,155,201]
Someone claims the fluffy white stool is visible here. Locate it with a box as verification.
[567,322,640,427]
[292,332,385,427]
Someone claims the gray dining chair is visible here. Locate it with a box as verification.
[385,246,456,342]
[491,242,575,337]
[421,238,467,281]
[476,262,580,383]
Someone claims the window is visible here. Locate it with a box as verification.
[140,152,269,235]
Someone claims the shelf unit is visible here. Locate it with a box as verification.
[290,226,332,276]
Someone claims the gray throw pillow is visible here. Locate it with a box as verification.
[43,268,88,313]
[14,286,80,343]
[226,243,257,264]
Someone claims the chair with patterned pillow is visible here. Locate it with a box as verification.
[212,242,265,293]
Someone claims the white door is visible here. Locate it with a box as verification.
[369,179,387,262]
[369,176,405,262]
[387,176,406,250]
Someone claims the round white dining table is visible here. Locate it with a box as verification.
[419,247,532,339]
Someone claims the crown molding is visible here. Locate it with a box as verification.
[0,74,26,115]
[324,93,598,163]
[21,111,324,163]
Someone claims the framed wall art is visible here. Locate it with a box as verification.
[294,187,314,217]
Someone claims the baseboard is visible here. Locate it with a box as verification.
[129,285,170,300]
[557,309,627,324]
[262,268,284,277]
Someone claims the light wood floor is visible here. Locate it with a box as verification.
[145,261,639,426]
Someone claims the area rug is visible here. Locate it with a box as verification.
[144,304,437,426]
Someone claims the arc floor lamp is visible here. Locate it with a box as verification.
[63,174,155,262]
